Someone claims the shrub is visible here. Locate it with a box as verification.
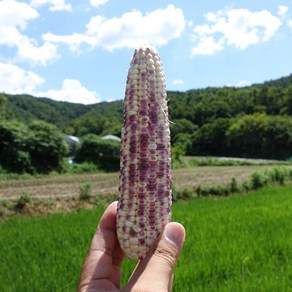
[0,120,68,174]
[288,169,292,180]
[175,188,195,201]
[196,185,229,197]
[67,162,99,174]
[269,167,287,185]
[93,195,106,207]
[230,177,239,193]
[75,134,120,172]
[242,181,250,193]
[15,191,31,210]
[171,145,187,169]
[79,183,92,201]
[250,172,268,190]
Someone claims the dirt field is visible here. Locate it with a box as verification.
[0,165,276,201]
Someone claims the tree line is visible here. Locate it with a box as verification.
[187,114,292,160]
[1,73,292,173]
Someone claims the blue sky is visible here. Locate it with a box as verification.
[0,0,292,104]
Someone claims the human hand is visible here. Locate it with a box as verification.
[78,201,185,291]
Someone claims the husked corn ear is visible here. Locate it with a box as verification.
[116,47,172,260]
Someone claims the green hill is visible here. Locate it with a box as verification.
[1,73,292,159]
[2,73,292,131]
[5,94,89,126]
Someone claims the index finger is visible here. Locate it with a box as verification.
[79,201,124,289]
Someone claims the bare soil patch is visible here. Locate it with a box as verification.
[0,165,277,218]
[0,172,119,200]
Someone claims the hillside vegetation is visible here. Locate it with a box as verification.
[2,74,292,131]
[1,73,292,173]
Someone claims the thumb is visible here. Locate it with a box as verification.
[125,222,185,292]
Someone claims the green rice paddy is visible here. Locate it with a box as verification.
[1,185,292,291]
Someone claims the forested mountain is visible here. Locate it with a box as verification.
[256,74,292,88]
[5,94,90,126]
[3,74,292,129]
[1,73,292,160]
[3,94,124,135]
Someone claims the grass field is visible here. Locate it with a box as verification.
[1,185,292,291]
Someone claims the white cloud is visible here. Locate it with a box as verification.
[43,32,93,52]
[288,19,292,29]
[226,80,251,87]
[30,0,72,12]
[16,37,59,66]
[37,79,101,104]
[0,62,44,94]
[90,0,109,9]
[191,8,282,56]
[235,80,251,87]
[191,36,224,55]
[0,61,101,104]
[172,79,184,86]
[0,0,39,30]
[0,0,59,66]
[43,5,185,51]
[187,21,193,27]
[278,5,289,16]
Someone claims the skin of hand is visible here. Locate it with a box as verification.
[78,201,185,292]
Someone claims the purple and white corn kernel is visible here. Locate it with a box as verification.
[116,47,172,260]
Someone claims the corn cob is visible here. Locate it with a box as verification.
[116,47,172,260]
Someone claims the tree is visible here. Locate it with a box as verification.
[281,85,292,115]
[27,120,68,173]
[0,120,32,173]
[0,93,7,119]
[171,119,198,142]
[190,118,231,156]
[254,86,281,115]
[0,119,69,174]
[75,134,120,172]
[262,115,292,159]
[226,114,267,158]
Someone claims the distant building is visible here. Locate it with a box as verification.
[64,135,80,156]
[101,134,121,142]
[64,134,120,158]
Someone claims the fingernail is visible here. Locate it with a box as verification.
[165,223,185,249]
